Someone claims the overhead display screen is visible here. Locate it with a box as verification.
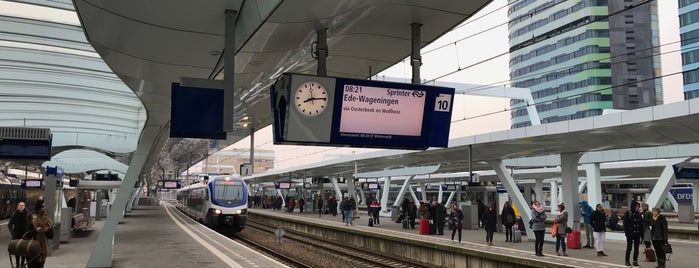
[338,83,426,136]
[271,73,454,150]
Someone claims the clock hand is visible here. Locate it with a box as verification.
[303,97,327,103]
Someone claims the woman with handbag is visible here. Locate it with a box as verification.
[530,201,547,256]
[501,201,516,242]
[554,204,569,256]
[27,208,53,268]
[650,207,668,268]
[449,204,464,243]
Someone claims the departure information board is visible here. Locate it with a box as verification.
[271,73,454,150]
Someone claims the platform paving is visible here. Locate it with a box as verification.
[255,207,699,268]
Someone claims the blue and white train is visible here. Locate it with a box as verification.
[175,175,248,232]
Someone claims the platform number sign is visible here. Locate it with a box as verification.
[434,93,452,112]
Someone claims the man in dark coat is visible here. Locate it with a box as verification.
[9,202,34,268]
[432,201,447,235]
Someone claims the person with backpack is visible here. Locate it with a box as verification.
[650,207,668,268]
[370,199,381,227]
[579,200,595,248]
[501,201,516,242]
[8,202,34,268]
[341,197,353,226]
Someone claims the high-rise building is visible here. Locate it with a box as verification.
[507,0,662,128]
[680,0,699,99]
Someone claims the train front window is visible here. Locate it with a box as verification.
[213,180,244,204]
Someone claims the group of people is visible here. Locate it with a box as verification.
[530,200,671,268]
[8,197,53,268]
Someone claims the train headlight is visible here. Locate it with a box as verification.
[213,209,222,215]
[236,209,247,215]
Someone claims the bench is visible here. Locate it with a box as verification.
[72,213,94,230]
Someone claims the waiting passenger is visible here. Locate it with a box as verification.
[554,203,568,256]
[590,204,608,256]
[607,209,624,231]
[317,194,324,218]
[370,199,381,227]
[341,197,353,226]
[481,205,497,246]
[579,200,595,248]
[641,203,653,249]
[298,197,305,213]
[622,201,643,267]
[407,201,417,229]
[8,202,33,268]
[530,201,547,256]
[501,201,516,242]
[449,204,464,243]
[432,201,447,235]
[28,208,54,268]
[650,207,669,268]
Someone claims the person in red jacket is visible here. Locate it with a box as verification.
[298,197,305,213]
[370,199,381,227]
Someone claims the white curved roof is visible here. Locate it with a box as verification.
[0,1,146,171]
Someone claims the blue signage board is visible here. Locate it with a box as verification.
[271,73,454,150]
[669,188,693,204]
[672,164,699,179]
[46,166,63,178]
[170,83,226,139]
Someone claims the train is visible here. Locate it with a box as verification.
[175,175,248,232]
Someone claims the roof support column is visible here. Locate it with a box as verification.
[393,175,415,212]
[561,153,583,230]
[534,178,544,205]
[419,182,428,202]
[379,177,392,216]
[330,177,343,212]
[578,180,587,195]
[223,9,237,132]
[549,181,558,212]
[87,125,158,267]
[444,191,456,207]
[583,163,602,210]
[490,159,534,240]
[694,182,699,213]
[411,23,422,84]
[407,185,419,205]
[648,158,686,208]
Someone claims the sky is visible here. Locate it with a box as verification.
[226,0,684,171]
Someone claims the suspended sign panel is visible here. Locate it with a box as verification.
[271,73,454,150]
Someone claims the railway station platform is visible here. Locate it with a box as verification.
[250,208,699,268]
[0,202,284,268]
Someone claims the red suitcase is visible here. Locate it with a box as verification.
[419,219,430,234]
[566,229,581,249]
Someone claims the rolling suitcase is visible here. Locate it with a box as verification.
[368,218,374,227]
[644,247,656,262]
[402,219,409,229]
[419,219,430,234]
[566,229,581,249]
[512,225,522,243]
[429,222,437,234]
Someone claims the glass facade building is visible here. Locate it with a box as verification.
[680,0,699,99]
[507,0,662,128]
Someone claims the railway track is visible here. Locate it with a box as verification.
[243,219,435,268]
[231,231,311,268]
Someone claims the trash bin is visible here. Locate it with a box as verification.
[391,206,399,222]
[678,204,695,223]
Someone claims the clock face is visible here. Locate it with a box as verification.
[294,81,328,116]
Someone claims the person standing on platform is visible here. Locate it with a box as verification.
[531,201,547,256]
[433,201,447,235]
[477,200,486,228]
[349,197,357,219]
[449,204,464,243]
[298,197,305,213]
[623,201,643,267]
[288,197,296,213]
[34,196,44,214]
[641,203,653,249]
[341,197,353,226]
[8,202,33,268]
[650,207,668,268]
[401,197,410,218]
[370,199,381,227]
[275,195,283,211]
[482,205,497,246]
[317,194,324,218]
[329,195,338,216]
[28,208,53,268]
[554,203,568,256]
[501,201,516,242]
[408,201,417,229]
[579,200,595,249]
[590,203,608,257]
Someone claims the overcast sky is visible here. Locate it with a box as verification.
[227,0,684,171]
